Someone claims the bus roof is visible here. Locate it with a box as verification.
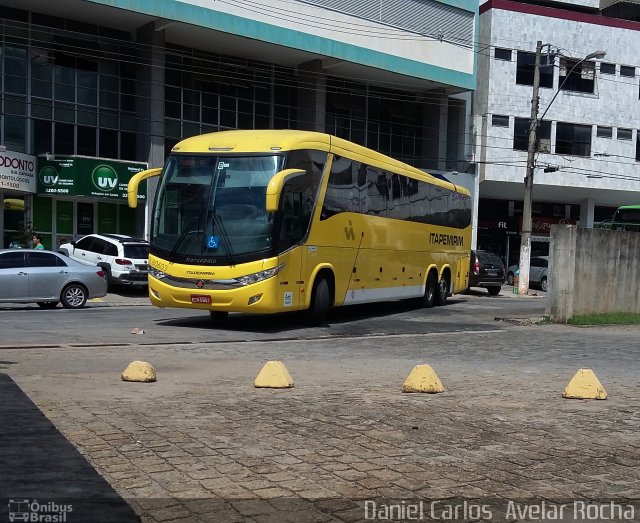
[616,205,640,210]
[171,130,469,196]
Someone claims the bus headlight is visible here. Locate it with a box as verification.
[149,267,167,280]
[236,263,285,286]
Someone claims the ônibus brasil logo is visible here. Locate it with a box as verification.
[92,164,119,192]
[39,165,59,187]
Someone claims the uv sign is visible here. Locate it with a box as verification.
[92,165,119,192]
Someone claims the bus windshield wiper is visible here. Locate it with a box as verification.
[169,213,202,259]
[210,210,235,266]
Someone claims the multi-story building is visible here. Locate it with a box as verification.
[474,0,640,264]
[0,0,477,249]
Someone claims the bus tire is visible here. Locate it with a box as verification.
[421,272,437,308]
[435,273,450,306]
[304,278,330,326]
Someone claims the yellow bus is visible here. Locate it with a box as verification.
[128,130,472,325]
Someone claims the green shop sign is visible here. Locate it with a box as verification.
[36,156,147,200]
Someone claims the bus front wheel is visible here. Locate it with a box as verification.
[304,278,330,326]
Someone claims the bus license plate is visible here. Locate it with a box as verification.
[191,295,212,304]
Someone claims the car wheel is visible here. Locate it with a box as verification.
[540,276,548,292]
[37,301,59,309]
[506,272,515,286]
[61,284,88,309]
[209,311,229,324]
[487,286,501,296]
[304,277,331,326]
[435,273,450,306]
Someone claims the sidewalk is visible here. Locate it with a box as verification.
[2,318,639,522]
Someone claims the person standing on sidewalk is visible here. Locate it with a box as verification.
[32,234,45,250]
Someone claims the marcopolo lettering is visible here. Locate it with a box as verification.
[0,155,35,172]
[429,232,464,246]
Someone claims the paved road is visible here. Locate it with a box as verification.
[2,291,639,523]
[0,287,543,347]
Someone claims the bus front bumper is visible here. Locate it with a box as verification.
[147,275,286,313]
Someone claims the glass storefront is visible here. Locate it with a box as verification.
[3,195,27,248]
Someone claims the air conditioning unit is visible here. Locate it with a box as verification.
[538,139,551,153]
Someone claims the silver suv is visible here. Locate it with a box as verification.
[59,234,149,289]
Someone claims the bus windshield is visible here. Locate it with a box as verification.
[152,154,283,263]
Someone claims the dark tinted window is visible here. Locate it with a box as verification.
[531,258,548,268]
[123,244,149,258]
[615,208,640,223]
[321,156,471,229]
[477,252,502,265]
[517,51,553,88]
[620,65,635,78]
[75,236,96,251]
[618,128,633,140]
[559,58,595,94]
[514,118,551,152]
[600,62,615,75]
[27,252,67,267]
[492,115,509,127]
[0,251,25,269]
[91,238,109,255]
[556,123,592,156]
[277,171,323,251]
[104,243,118,257]
[494,48,512,61]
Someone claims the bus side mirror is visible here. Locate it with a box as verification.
[127,167,163,208]
[265,169,305,212]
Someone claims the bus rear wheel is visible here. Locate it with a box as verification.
[435,273,450,306]
[304,278,330,326]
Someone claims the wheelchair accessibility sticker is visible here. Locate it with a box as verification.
[207,235,220,249]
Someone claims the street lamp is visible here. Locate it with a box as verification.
[518,42,606,296]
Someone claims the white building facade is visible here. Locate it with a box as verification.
[0,0,477,248]
[474,0,640,263]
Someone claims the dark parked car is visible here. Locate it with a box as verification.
[468,250,505,295]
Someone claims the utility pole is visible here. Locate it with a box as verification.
[518,40,543,296]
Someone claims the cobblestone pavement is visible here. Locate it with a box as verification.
[1,307,640,522]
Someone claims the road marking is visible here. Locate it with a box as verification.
[0,330,505,350]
